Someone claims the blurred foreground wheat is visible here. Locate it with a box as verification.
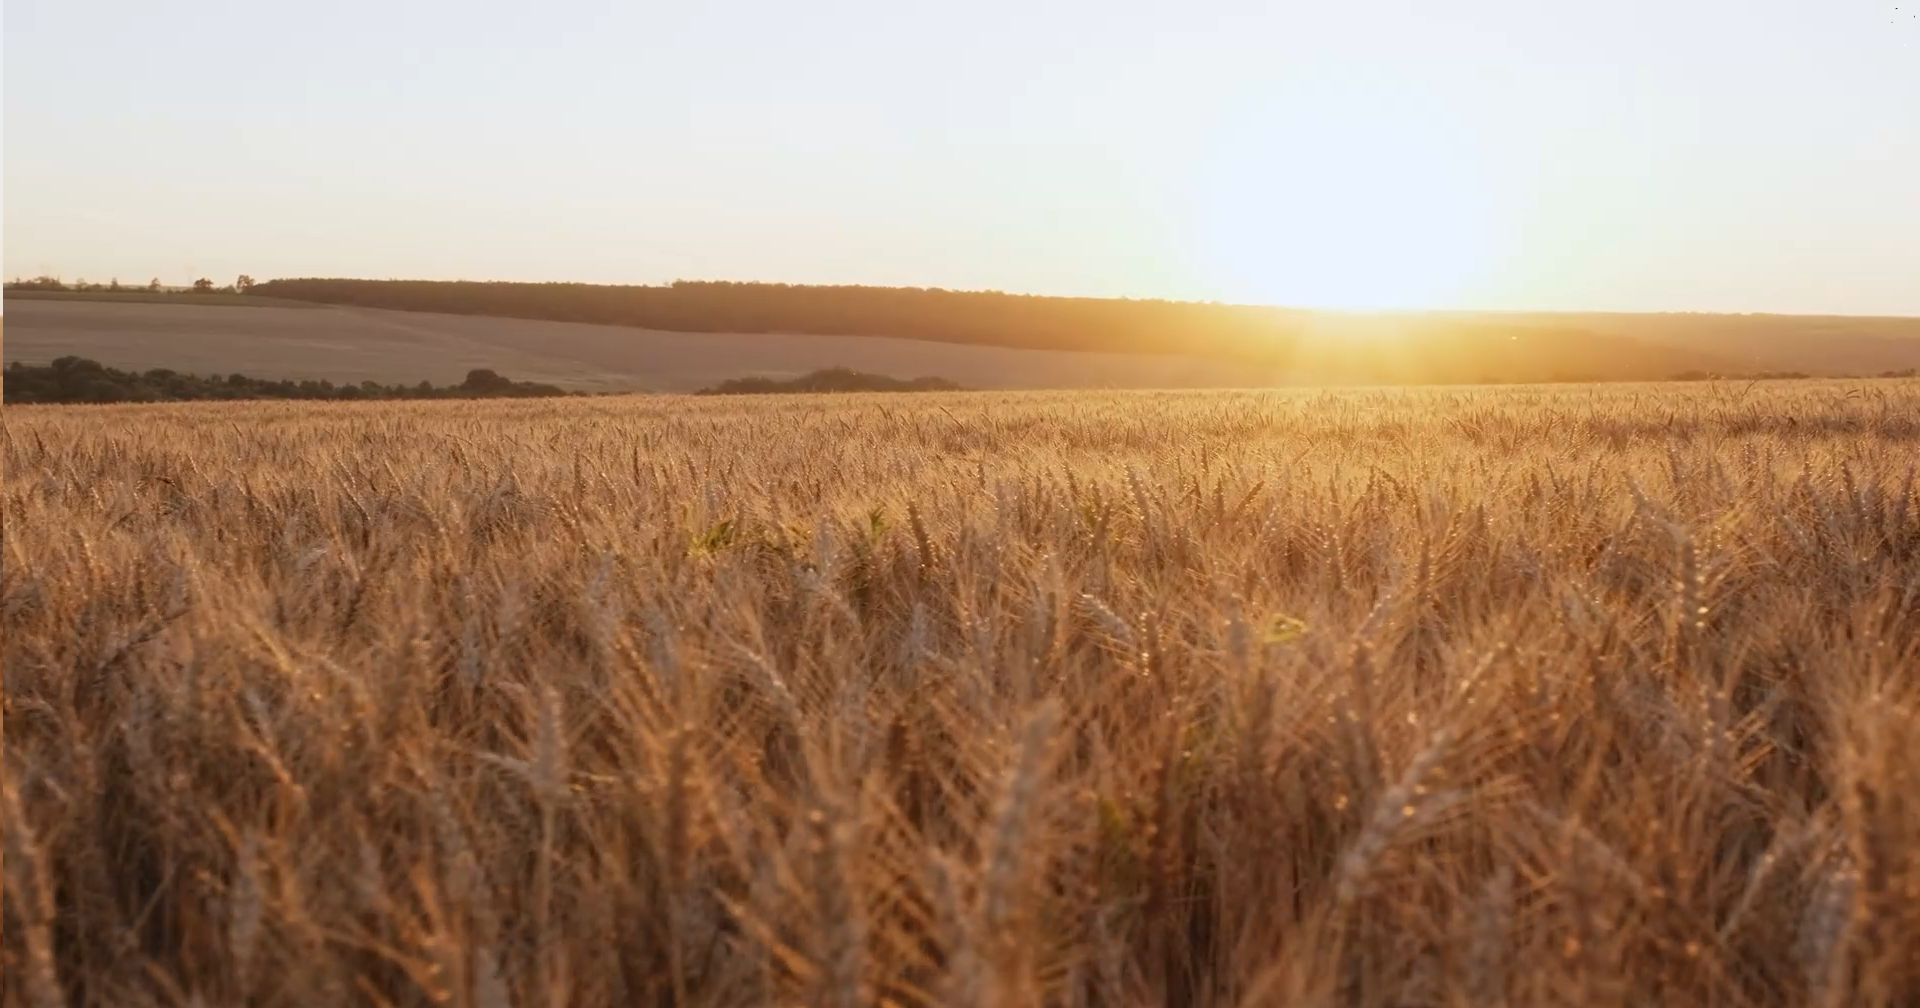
[5,381,1918,1007]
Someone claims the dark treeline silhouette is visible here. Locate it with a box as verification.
[696,367,962,395]
[5,358,572,404]
[8,274,253,294]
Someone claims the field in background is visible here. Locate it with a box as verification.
[6,379,1918,1007]
[250,278,1920,379]
[4,299,1260,393]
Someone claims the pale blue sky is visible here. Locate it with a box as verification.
[6,1,1917,312]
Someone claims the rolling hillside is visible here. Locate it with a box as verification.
[246,278,1920,378]
[2,300,1264,393]
[12,282,1918,390]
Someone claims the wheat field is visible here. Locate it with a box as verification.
[4,381,1918,1008]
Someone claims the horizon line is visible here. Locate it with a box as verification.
[14,274,1916,322]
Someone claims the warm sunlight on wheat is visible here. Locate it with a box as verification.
[5,380,1917,1007]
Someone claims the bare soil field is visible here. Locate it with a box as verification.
[6,379,1918,1007]
[4,299,1267,392]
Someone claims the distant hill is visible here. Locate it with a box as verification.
[248,278,1920,384]
[1520,311,1920,376]
[2,299,1264,393]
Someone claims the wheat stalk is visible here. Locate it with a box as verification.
[3,780,66,1008]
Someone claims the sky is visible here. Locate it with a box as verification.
[5,0,1918,314]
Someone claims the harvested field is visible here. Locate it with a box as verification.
[3,299,1268,393]
[5,379,1919,1007]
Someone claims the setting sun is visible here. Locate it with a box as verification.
[1193,80,1499,311]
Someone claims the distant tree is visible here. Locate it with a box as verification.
[696,367,963,395]
[109,278,123,291]
[149,278,163,291]
[462,369,509,391]
[192,278,215,292]
[235,275,256,292]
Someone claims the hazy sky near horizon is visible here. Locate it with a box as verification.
[6,1,1918,314]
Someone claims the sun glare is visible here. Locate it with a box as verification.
[1193,85,1498,312]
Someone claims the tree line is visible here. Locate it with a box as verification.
[6,275,256,294]
[4,358,571,404]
